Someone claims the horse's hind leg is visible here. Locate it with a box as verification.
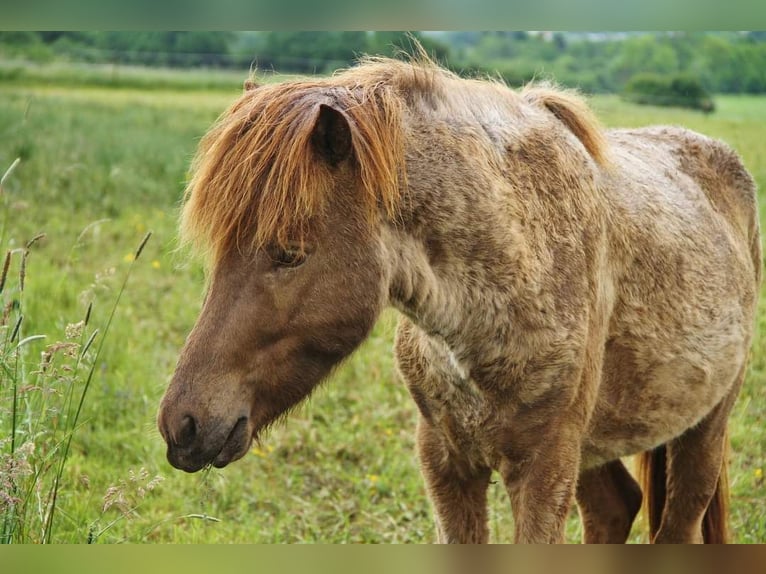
[417,416,492,543]
[576,459,643,543]
[654,383,740,544]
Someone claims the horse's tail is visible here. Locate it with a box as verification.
[638,436,730,544]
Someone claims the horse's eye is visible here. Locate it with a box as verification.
[268,246,307,268]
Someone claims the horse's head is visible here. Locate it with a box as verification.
[158,83,403,472]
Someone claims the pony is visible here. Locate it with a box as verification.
[157,54,761,543]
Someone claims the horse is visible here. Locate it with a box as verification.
[157,54,761,544]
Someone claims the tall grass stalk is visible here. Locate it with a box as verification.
[0,158,21,250]
[41,232,151,543]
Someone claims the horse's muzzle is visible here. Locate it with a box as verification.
[159,411,252,473]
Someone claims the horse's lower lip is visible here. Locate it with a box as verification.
[167,451,209,473]
[211,416,251,468]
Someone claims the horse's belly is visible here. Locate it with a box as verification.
[581,329,747,469]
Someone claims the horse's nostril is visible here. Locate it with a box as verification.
[176,415,197,448]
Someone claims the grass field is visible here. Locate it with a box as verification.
[0,68,764,543]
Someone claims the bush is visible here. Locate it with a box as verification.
[623,73,715,112]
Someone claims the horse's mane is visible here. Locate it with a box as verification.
[181,54,607,264]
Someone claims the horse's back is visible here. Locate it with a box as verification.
[607,126,759,269]
[604,126,759,301]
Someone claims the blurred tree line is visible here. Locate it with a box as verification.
[449,31,766,94]
[0,31,446,72]
[1,31,765,94]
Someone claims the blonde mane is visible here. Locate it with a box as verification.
[181,55,608,264]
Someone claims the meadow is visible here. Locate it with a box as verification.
[0,65,764,543]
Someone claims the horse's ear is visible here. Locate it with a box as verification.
[243,79,259,92]
[311,103,353,166]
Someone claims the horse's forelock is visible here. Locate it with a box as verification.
[180,73,406,266]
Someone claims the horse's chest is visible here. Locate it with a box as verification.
[406,346,498,463]
[422,387,496,467]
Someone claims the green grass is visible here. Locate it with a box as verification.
[0,72,764,543]
[0,60,247,93]
[0,60,308,94]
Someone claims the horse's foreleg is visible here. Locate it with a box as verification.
[499,430,582,544]
[416,417,492,544]
[575,459,643,543]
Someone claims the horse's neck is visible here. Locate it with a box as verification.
[381,226,465,337]
[381,200,521,369]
